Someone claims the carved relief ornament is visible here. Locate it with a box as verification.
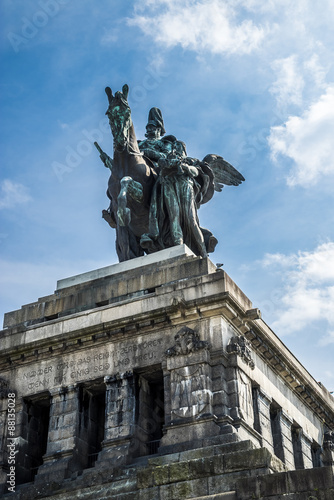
[227,335,255,369]
[166,326,210,357]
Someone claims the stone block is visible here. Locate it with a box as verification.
[137,467,154,489]
[148,452,180,466]
[188,457,217,478]
[109,477,137,496]
[209,472,250,495]
[159,477,208,500]
[202,432,238,448]
[258,470,290,496]
[191,493,237,500]
[153,464,170,486]
[46,437,76,455]
[214,439,255,456]
[180,447,213,461]
[282,466,334,494]
[236,466,334,499]
[224,448,280,473]
[161,419,220,448]
[104,425,131,440]
[138,486,160,500]
[169,461,190,482]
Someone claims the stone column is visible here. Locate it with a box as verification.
[98,371,136,467]
[160,327,220,451]
[35,385,80,483]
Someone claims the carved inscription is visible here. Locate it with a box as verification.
[20,337,164,392]
[113,339,163,368]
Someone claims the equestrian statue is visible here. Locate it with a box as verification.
[95,84,245,262]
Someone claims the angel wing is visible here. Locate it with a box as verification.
[202,154,245,192]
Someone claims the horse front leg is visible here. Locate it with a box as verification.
[117,176,144,226]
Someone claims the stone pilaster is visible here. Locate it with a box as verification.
[35,385,80,483]
[160,327,220,450]
[299,429,313,469]
[256,389,275,455]
[211,361,229,419]
[279,410,295,470]
[98,371,135,467]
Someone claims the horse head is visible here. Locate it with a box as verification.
[105,84,132,152]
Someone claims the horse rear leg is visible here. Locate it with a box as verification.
[117,176,144,226]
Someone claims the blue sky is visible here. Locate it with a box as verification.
[1,0,334,390]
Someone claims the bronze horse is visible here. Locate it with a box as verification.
[100,84,156,262]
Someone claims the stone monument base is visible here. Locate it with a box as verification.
[0,245,333,498]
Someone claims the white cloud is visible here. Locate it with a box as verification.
[268,85,334,187]
[260,242,334,345]
[0,179,32,209]
[319,331,334,346]
[128,0,267,55]
[304,55,327,90]
[262,252,297,269]
[270,56,305,110]
[269,54,328,117]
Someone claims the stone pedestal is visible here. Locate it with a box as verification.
[0,245,333,498]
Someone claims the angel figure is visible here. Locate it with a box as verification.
[140,140,244,257]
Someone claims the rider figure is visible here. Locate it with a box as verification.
[138,107,172,167]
